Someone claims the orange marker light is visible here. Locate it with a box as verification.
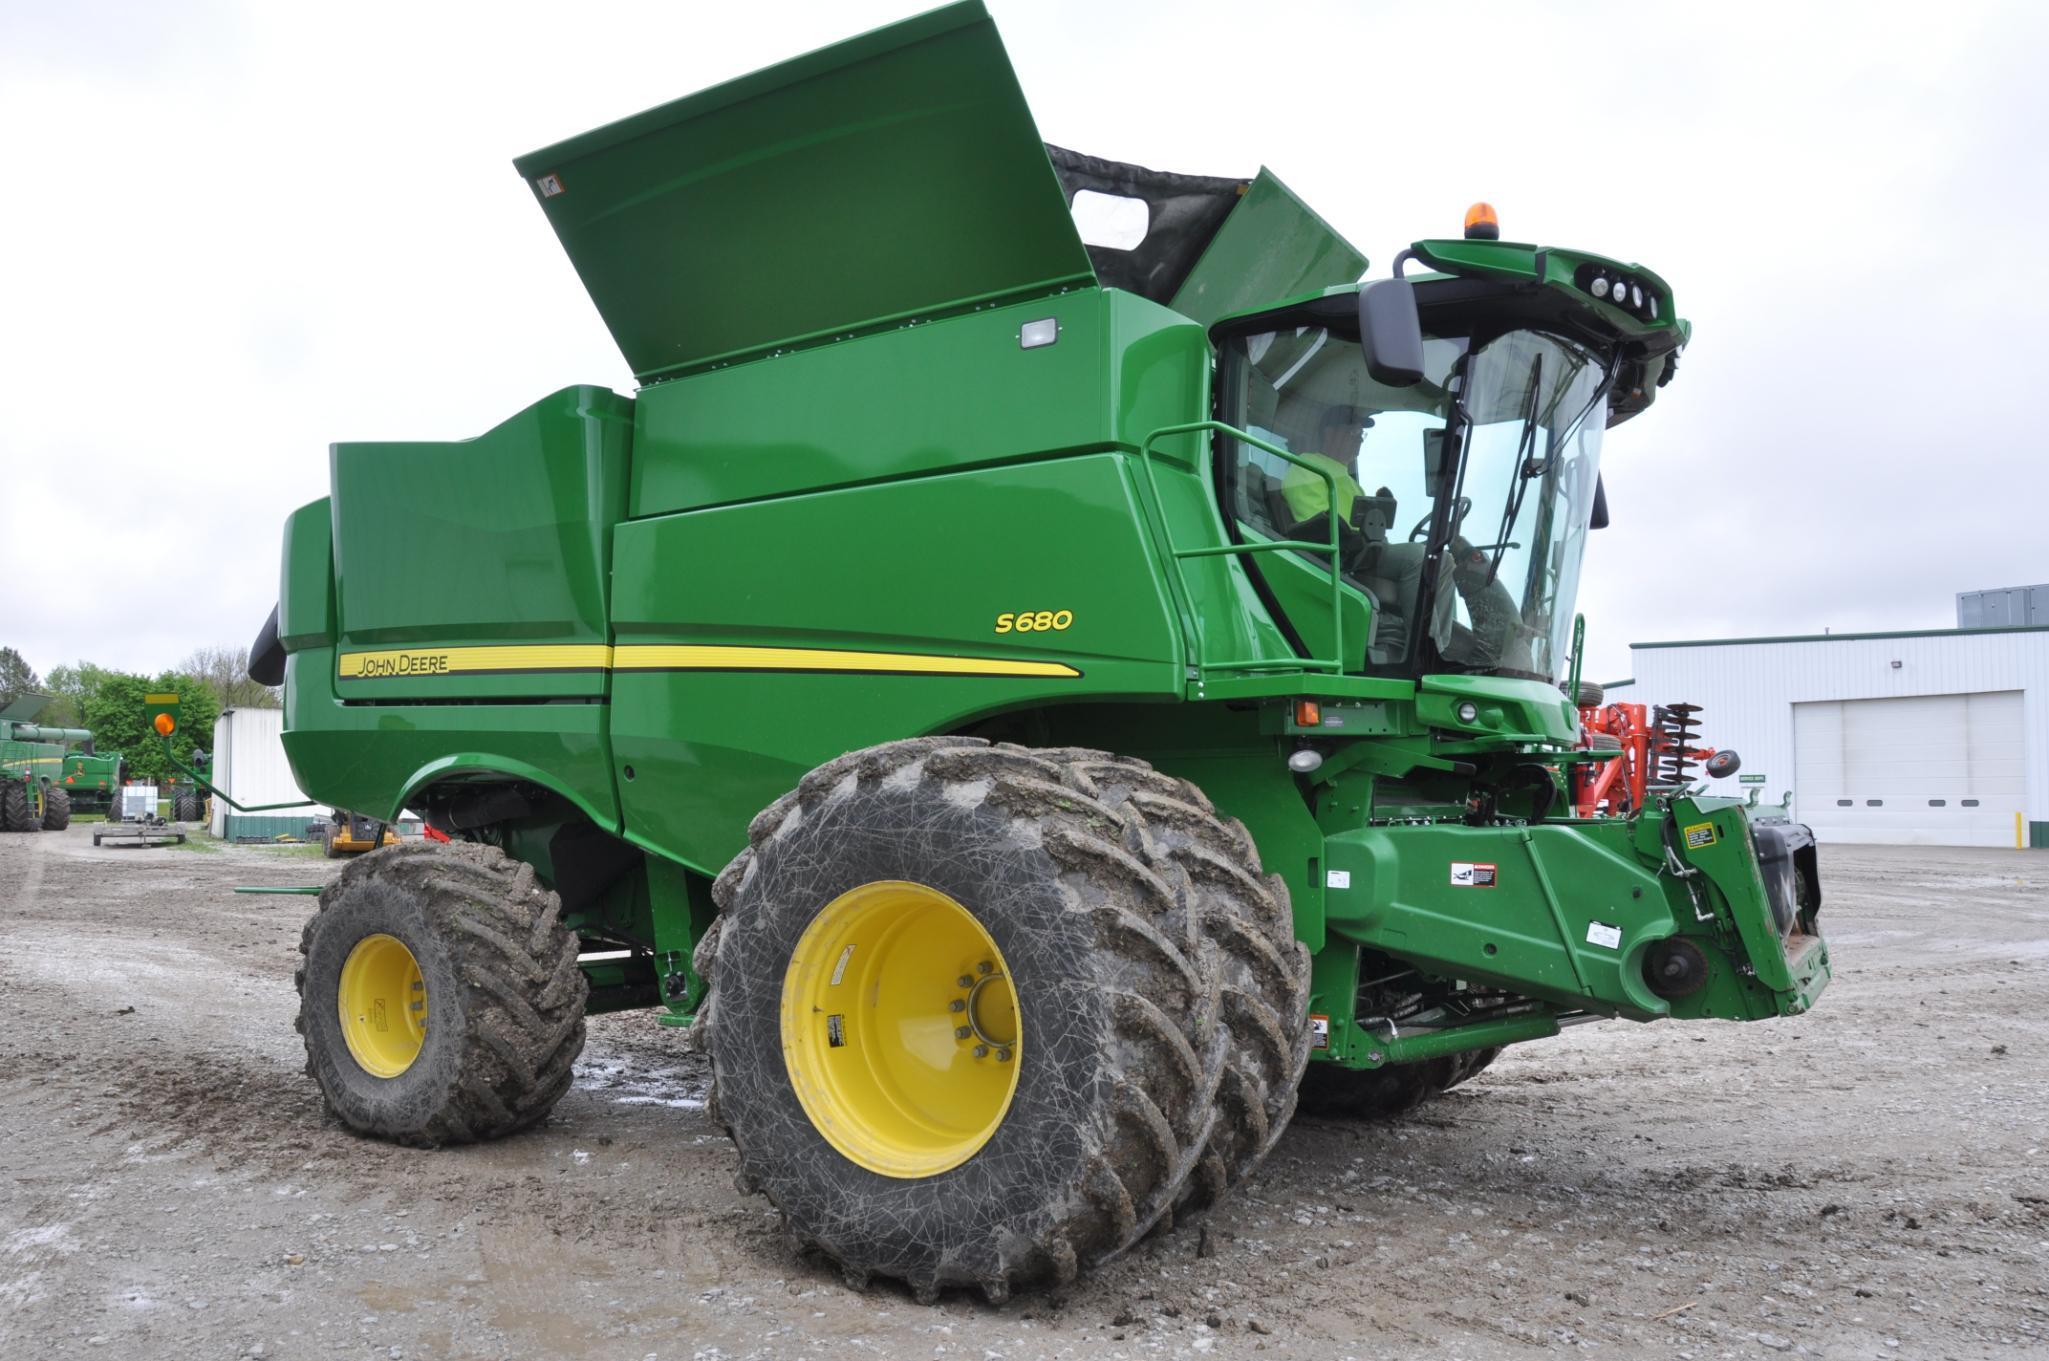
[153,713,176,736]
[1463,202,1500,240]
[1295,700,1322,728]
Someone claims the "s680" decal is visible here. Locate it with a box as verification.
[995,610,1074,634]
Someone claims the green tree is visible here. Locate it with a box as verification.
[81,672,215,782]
[41,661,119,729]
[0,647,40,707]
[83,673,154,778]
[155,670,220,765]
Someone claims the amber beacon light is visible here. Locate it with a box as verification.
[1463,201,1500,240]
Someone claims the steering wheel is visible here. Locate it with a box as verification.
[1408,496,1471,543]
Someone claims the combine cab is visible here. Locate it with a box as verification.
[252,2,1828,1301]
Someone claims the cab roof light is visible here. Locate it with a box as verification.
[1463,202,1500,240]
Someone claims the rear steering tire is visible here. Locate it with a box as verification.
[698,737,1308,1302]
[296,841,587,1146]
[1296,1046,1502,1119]
[41,787,70,831]
[173,791,201,822]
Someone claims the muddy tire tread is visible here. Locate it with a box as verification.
[1,780,40,833]
[295,840,586,1147]
[700,737,1252,1301]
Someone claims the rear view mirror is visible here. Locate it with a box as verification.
[1358,279,1424,387]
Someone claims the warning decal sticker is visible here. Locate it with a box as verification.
[1309,1014,1331,1050]
[1449,861,1498,888]
[1683,821,1719,850]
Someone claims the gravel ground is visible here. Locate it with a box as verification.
[1,826,2044,1360]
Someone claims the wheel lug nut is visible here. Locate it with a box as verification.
[955,1026,973,1040]
[977,960,994,975]
[973,1045,989,1058]
[996,1048,1012,1062]
[957,975,974,988]
[948,999,965,1013]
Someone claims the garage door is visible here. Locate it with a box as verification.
[1794,691,2024,846]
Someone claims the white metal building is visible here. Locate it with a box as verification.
[208,706,327,840]
[1624,625,2049,849]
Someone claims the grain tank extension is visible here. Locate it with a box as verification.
[254,2,1828,1301]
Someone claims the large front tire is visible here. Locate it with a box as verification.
[41,786,71,831]
[1027,749,1311,1219]
[295,841,587,1146]
[699,738,1246,1302]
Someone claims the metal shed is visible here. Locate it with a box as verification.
[1630,625,2049,849]
[208,706,327,840]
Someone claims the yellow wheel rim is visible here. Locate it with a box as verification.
[781,881,1021,1178]
[337,933,427,1078]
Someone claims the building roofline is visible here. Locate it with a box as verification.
[1632,624,2049,651]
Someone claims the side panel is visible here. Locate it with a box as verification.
[278,499,334,651]
[632,291,1136,517]
[608,455,1186,870]
[279,645,621,830]
[328,385,633,702]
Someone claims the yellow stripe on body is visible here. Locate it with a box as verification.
[335,643,1079,681]
[612,645,1079,679]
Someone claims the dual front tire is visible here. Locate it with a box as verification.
[696,738,1312,1301]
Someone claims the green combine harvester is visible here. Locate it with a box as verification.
[247,3,1827,1301]
[0,694,111,831]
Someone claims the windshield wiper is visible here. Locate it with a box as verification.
[1484,353,1545,586]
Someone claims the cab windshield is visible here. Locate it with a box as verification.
[1222,321,1610,682]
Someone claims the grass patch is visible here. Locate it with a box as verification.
[164,836,222,853]
[247,842,330,859]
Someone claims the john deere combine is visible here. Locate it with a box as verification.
[252,2,1827,1300]
[0,695,105,831]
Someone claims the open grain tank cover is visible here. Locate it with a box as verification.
[0,694,51,723]
[512,1,1096,382]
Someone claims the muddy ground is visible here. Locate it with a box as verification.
[1,827,2043,1360]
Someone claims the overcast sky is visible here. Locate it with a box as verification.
[3,0,2044,686]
